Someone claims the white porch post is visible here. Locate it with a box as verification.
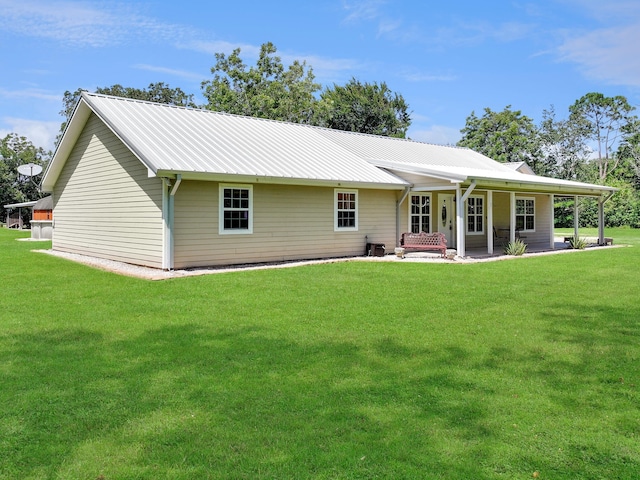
[598,197,605,245]
[573,196,579,239]
[549,194,555,249]
[456,185,465,257]
[487,190,494,255]
[509,192,516,242]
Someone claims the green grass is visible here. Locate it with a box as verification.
[1,228,638,479]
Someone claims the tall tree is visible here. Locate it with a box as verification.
[315,78,411,138]
[1,133,50,223]
[457,106,541,167]
[201,42,320,123]
[538,106,591,180]
[568,92,636,182]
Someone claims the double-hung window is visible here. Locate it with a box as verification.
[516,197,535,232]
[219,184,253,234]
[467,196,484,234]
[335,189,358,231]
[410,194,431,233]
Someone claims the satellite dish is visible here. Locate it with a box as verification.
[17,163,43,177]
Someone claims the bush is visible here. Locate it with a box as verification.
[567,235,587,249]
[504,239,527,256]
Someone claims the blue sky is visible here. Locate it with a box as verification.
[1,0,639,151]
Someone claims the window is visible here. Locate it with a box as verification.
[410,194,431,233]
[219,184,253,234]
[466,195,484,234]
[516,197,535,232]
[335,189,358,231]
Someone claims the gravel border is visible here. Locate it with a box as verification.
[34,240,623,281]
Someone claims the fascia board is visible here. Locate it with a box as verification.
[154,170,409,190]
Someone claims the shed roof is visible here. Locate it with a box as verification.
[42,92,616,197]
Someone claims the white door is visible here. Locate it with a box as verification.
[438,195,456,248]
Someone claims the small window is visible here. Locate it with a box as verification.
[467,195,484,234]
[516,197,535,232]
[335,189,358,231]
[410,194,431,233]
[219,184,253,234]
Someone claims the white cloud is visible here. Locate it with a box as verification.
[409,125,462,146]
[0,0,198,48]
[0,87,60,102]
[341,0,387,23]
[133,64,203,82]
[557,23,640,87]
[1,118,60,151]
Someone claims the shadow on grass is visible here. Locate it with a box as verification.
[3,324,503,479]
[4,315,638,479]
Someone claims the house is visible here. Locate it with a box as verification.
[41,92,616,270]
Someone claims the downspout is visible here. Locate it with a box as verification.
[168,174,182,270]
[162,174,182,271]
[396,186,411,246]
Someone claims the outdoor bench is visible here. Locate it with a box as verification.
[399,232,447,258]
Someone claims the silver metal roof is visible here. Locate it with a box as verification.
[42,92,616,197]
[81,93,406,187]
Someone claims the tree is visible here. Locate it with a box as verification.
[568,92,636,182]
[538,106,591,180]
[457,106,541,167]
[1,133,50,224]
[201,42,320,123]
[315,78,411,138]
[58,83,197,145]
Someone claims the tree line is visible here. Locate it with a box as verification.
[3,41,640,228]
[457,94,640,227]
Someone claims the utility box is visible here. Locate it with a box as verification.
[366,243,385,257]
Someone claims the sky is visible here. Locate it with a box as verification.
[1,0,639,152]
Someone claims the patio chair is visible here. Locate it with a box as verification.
[493,226,508,245]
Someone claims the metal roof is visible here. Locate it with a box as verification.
[42,92,616,197]
[61,92,406,188]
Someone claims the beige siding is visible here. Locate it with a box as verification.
[52,113,164,268]
[173,181,398,268]
[488,192,553,246]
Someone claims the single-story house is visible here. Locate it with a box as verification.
[41,92,616,270]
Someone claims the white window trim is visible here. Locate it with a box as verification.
[334,188,358,232]
[516,196,536,233]
[408,193,432,233]
[219,184,253,235]
[466,195,485,235]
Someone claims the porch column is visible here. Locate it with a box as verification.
[509,192,516,242]
[573,196,579,239]
[598,197,605,245]
[487,190,494,255]
[456,185,465,257]
[549,194,555,249]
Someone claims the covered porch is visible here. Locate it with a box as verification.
[387,166,617,259]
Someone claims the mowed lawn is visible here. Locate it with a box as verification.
[1,228,638,479]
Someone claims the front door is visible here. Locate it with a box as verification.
[438,195,456,248]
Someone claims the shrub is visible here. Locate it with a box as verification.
[503,239,527,256]
[567,235,587,249]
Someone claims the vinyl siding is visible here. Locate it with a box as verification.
[173,181,398,268]
[52,113,164,268]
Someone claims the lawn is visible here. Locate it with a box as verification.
[1,228,638,479]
